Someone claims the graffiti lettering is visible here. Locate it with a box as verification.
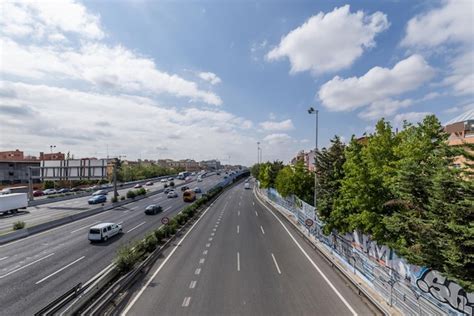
[416,269,474,315]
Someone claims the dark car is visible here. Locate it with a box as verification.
[146,181,154,186]
[33,190,44,197]
[57,188,70,194]
[92,189,108,196]
[164,188,171,194]
[193,187,202,193]
[144,204,163,215]
[88,194,106,204]
[181,185,189,192]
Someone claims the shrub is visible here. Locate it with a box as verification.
[43,180,55,190]
[111,196,118,203]
[115,245,140,273]
[175,213,187,225]
[13,221,25,230]
[143,233,158,252]
[120,196,126,201]
[127,190,136,199]
[138,188,146,195]
[169,181,175,187]
[154,228,164,242]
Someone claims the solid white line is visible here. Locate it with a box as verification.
[195,268,201,275]
[260,225,265,235]
[182,296,191,307]
[237,252,240,271]
[189,281,197,289]
[126,221,146,233]
[255,211,258,216]
[70,221,100,234]
[203,250,208,255]
[199,258,205,264]
[0,253,55,279]
[206,243,211,247]
[35,256,85,284]
[256,194,358,316]
[0,257,8,262]
[122,202,215,315]
[164,206,172,212]
[271,253,281,275]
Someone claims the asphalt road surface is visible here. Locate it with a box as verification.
[0,174,224,315]
[122,179,379,316]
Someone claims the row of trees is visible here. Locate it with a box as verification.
[117,163,184,182]
[253,115,473,291]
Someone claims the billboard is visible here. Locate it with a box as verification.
[35,159,108,180]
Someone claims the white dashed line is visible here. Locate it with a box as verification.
[260,225,265,235]
[237,225,239,234]
[271,253,281,274]
[237,252,240,271]
[0,257,9,262]
[238,211,240,216]
[199,258,205,264]
[36,256,85,284]
[195,268,201,275]
[203,250,208,255]
[255,211,258,216]
[189,281,197,289]
[208,237,213,241]
[182,297,191,307]
[164,206,172,212]
[0,253,55,279]
[211,232,215,236]
[206,243,211,247]
[70,221,100,234]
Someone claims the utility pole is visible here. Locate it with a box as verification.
[308,107,319,209]
[28,167,33,201]
[113,159,118,199]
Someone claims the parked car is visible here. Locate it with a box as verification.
[144,204,163,215]
[181,186,189,192]
[167,190,178,198]
[33,190,44,197]
[134,184,142,189]
[168,177,174,181]
[57,188,70,194]
[92,189,108,196]
[146,181,154,186]
[88,223,122,242]
[88,194,107,204]
[43,189,57,195]
[197,176,203,182]
[193,187,202,193]
[70,187,82,192]
[160,178,167,183]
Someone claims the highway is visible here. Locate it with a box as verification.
[0,178,187,233]
[0,174,225,315]
[122,179,379,316]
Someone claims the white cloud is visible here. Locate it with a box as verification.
[359,99,413,121]
[392,112,432,127]
[198,72,222,85]
[266,5,389,75]
[263,133,292,145]
[318,55,435,111]
[0,2,222,106]
[0,81,252,164]
[259,119,294,131]
[401,0,473,96]
[401,0,473,48]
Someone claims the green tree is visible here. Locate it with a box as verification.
[258,161,284,189]
[274,161,314,205]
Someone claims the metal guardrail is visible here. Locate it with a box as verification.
[34,283,82,315]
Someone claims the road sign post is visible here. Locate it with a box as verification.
[305,218,314,236]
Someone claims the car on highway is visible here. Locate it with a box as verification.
[144,204,163,215]
[57,188,70,194]
[183,189,196,202]
[88,222,122,242]
[193,187,202,193]
[92,189,108,196]
[244,183,250,190]
[167,190,178,198]
[33,190,44,197]
[197,176,203,182]
[43,189,57,195]
[160,178,167,183]
[134,184,142,189]
[146,181,154,186]
[88,194,107,204]
[181,185,190,192]
[168,177,174,181]
[164,188,172,194]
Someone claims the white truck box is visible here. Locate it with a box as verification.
[0,193,28,214]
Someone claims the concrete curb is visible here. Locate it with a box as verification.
[254,188,400,316]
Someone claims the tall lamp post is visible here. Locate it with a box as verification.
[257,142,260,165]
[307,107,318,209]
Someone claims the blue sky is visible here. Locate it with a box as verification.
[0,0,472,165]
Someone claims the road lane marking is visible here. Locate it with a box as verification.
[237,225,239,234]
[195,268,201,275]
[70,221,100,234]
[199,258,205,264]
[127,221,146,233]
[206,243,211,247]
[208,237,213,241]
[211,232,215,236]
[238,202,241,206]
[212,228,216,232]
[238,211,240,216]
[35,256,85,284]
[122,200,219,315]
[255,211,258,216]
[189,281,197,289]
[253,202,255,206]
[182,297,191,307]
[237,252,240,271]
[164,206,172,212]
[0,257,8,262]
[271,253,281,275]
[256,195,358,316]
[260,225,265,235]
[0,253,55,279]
[203,250,208,255]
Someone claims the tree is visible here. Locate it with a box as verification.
[274,161,314,205]
[315,136,346,223]
[258,161,284,189]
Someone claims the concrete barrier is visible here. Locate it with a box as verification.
[0,229,29,244]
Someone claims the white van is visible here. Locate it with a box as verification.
[88,223,122,242]
[244,182,250,190]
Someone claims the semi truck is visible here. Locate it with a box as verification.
[0,193,28,215]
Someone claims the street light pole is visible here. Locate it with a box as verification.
[257,142,260,165]
[308,107,319,209]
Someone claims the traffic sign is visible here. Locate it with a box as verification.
[305,218,314,227]
[161,217,169,225]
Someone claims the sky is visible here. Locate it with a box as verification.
[0,0,473,166]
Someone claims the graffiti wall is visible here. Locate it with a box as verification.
[262,187,474,316]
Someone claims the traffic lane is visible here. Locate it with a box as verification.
[0,176,221,263]
[0,177,223,315]
[123,182,236,316]
[252,188,378,315]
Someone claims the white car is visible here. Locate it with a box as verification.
[167,191,178,198]
[88,223,122,242]
[161,178,167,183]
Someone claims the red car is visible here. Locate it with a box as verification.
[33,190,44,197]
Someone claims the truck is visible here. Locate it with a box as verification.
[0,193,28,215]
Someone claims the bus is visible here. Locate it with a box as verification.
[177,171,191,180]
[183,189,196,202]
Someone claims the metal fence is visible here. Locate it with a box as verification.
[259,187,473,316]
